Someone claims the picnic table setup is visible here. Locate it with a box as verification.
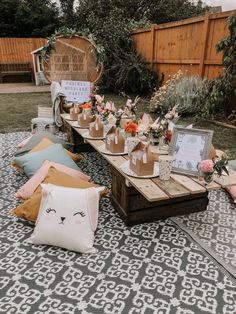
[1,26,236,313]
[60,94,236,225]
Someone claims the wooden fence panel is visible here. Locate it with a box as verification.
[131,11,232,82]
[0,38,46,69]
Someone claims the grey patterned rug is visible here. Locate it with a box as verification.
[0,132,236,314]
[171,189,236,278]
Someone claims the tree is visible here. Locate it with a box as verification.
[0,0,20,37]
[14,0,60,37]
[59,0,76,28]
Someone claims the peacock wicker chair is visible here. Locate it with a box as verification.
[42,35,103,85]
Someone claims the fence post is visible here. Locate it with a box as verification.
[199,13,210,78]
[150,24,156,70]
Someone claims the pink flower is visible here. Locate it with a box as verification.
[199,159,214,173]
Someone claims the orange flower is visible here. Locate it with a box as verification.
[125,120,138,135]
[81,103,92,109]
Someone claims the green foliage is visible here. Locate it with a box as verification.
[213,154,229,177]
[150,71,207,116]
[14,0,60,37]
[0,0,20,37]
[198,11,236,118]
[0,0,60,37]
[59,0,76,28]
[104,48,157,94]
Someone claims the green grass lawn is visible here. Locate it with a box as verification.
[0,92,235,159]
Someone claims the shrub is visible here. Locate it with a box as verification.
[149,71,207,116]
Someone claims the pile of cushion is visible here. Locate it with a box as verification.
[11,131,108,253]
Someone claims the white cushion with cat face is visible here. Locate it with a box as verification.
[29,184,103,253]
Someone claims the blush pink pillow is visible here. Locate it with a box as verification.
[225,186,236,204]
[14,160,91,200]
[17,136,32,148]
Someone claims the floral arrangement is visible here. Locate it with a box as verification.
[125,96,140,116]
[198,155,228,184]
[81,103,92,109]
[124,120,138,136]
[149,70,183,114]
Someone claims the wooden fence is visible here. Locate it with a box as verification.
[131,11,232,82]
[0,38,46,71]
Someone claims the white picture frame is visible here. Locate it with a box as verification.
[169,126,214,176]
[61,80,91,103]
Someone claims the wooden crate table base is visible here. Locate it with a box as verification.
[61,114,233,225]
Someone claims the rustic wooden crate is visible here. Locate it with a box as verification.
[110,166,208,225]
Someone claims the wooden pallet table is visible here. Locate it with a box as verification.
[61,114,234,225]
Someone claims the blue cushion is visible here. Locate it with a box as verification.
[14,144,79,178]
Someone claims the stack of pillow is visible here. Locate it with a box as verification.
[11,131,108,253]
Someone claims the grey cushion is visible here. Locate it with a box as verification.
[14,131,70,157]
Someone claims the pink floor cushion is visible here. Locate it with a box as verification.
[17,136,32,148]
[14,160,91,200]
[225,186,236,204]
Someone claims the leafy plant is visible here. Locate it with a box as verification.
[105,47,157,94]
[150,71,207,116]
[197,11,236,118]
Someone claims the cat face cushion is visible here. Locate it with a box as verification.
[29,184,103,253]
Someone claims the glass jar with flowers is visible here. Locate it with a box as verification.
[198,155,228,185]
[124,120,139,155]
[147,118,168,147]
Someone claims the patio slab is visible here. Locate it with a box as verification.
[0,82,50,94]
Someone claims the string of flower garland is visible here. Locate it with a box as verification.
[40,26,106,69]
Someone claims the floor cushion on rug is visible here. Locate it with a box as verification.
[11,167,108,222]
[14,160,91,200]
[14,131,71,157]
[17,136,32,148]
[12,137,82,170]
[28,184,103,253]
[13,144,79,178]
[225,186,236,204]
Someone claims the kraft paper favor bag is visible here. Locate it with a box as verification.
[89,115,104,138]
[105,126,125,153]
[130,142,154,176]
[78,109,94,127]
[70,104,80,120]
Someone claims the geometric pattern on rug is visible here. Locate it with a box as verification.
[171,187,236,278]
[0,132,236,314]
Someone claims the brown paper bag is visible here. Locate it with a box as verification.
[89,115,104,138]
[70,104,80,120]
[130,142,155,176]
[105,126,125,153]
[78,109,94,127]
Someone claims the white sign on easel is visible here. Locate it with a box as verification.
[61,80,91,102]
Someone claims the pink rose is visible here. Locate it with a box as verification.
[199,159,214,173]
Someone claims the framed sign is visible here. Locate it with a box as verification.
[169,126,213,176]
[61,80,91,103]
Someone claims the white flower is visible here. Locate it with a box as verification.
[95,94,104,104]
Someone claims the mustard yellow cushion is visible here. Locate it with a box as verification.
[11,167,108,222]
